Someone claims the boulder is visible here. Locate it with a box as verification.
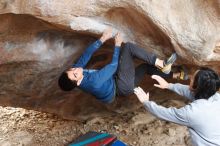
[0,0,219,120]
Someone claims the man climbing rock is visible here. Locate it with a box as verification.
[58,28,178,103]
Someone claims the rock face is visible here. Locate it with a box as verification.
[0,0,220,120]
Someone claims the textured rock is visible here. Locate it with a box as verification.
[0,0,219,120]
[1,0,220,64]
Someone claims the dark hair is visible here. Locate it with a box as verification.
[58,72,77,91]
[193,67,220,100]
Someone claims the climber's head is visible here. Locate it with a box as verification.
[58,67,83,91]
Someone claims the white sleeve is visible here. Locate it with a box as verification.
[144,101,191,127]
[168,83,195,101]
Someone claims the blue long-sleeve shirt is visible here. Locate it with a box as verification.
[73,40,120,103]
[144,83,220,146]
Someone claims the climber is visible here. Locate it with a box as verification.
[58,28,180,103]
[134,67,220,146]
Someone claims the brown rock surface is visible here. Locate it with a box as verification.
[0,0,219,120]
[0,102,190,146]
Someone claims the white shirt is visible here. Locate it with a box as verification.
[144,83,220,146]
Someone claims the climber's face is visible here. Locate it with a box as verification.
[66,67,83,82]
